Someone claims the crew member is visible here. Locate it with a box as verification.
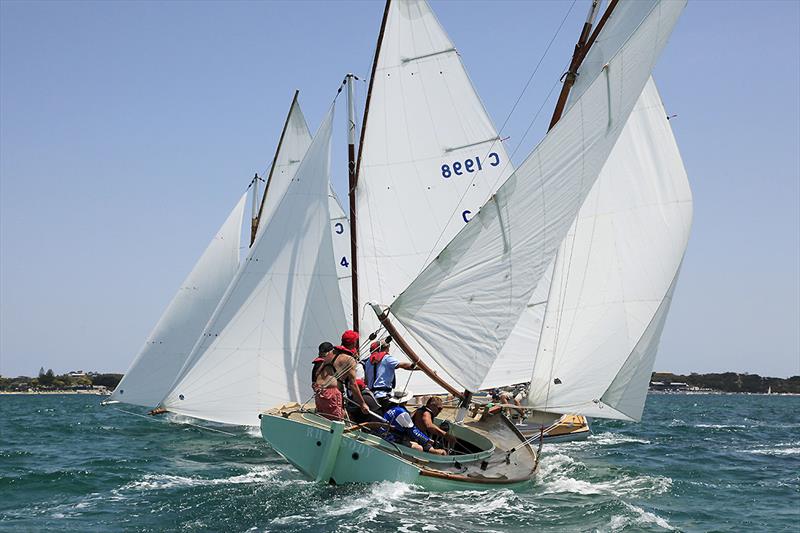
[381,391,446,455]
[364,339,417,413]
[313,342,369,421]
[412,396,455,449]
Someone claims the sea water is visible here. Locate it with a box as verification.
[1,394,797,532]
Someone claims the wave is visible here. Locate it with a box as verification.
[694,424,748,429]
[608,502,675,531]
[115,464,300,493]
[589,432,651,445]
[539,472,672,498]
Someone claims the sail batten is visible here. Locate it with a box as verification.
[391,0,687,392]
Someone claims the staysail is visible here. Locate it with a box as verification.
[389,0,686,392]
[160,106,343,426]
[110,193,247,407]
[527,77,692,421]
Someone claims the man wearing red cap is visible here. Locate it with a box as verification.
[337,329,359,355]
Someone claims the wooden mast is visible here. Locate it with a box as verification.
[349,0,391,332]
[251,90,300,246]
[371,305,465,399]
[548,0,619,131]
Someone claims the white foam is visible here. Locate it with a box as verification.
[745,447,800,456]
[540,470,672,498]
[590,432,651,445]
[117,465,298,492]
[610,501,675,531]
[694,424,747,429]
[244,425,262,439]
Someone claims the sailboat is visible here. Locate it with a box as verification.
[259,0,689,488]
[110,92,352,414]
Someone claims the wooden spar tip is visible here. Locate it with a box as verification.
[369,303,464,400]
[148,406,168,416]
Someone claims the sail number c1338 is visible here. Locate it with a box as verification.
[441,152,500,179]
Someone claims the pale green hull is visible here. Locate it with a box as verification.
[260,407,538,490]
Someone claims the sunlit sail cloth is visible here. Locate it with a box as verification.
[110,193,247,407]
[161,107,344,426]
[527,78,692,421]
[480,261,553,390]
[389,0,686,392]
[355,0,515,332]
[329,186,353,325]
[255,94,313,238]
[352,0,516,394]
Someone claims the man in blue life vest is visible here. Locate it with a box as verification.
[381,391,446,456]
[364,338,417,414]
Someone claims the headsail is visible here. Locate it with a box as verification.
[390,0,686,392]
[110,193,247,407]
[161,106,343,426]
[527,78,692,421]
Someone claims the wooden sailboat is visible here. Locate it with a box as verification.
[110,93,352,416]
[259,0,688,488]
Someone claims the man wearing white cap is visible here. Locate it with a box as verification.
[380,391,446,456]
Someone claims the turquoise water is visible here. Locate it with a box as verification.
[1,394,798,532]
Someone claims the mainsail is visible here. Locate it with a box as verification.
[355,0,515,335]
[110,192,247,407]
[390,0,686,392]
[329,186,353,325]
[352,0,517,394]
[160,106,343,426]
[527,77,692,421]
[255,93,314,238]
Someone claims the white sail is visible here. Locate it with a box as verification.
[390,0,686,392]
[111,193,247,407]
[527,78,692,422]
[355,0,515,334]
[255,93,313,238]
[479,261,553,390]
[161,106,344,426]
[329,186,353,325]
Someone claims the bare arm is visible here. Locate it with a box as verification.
[420,411,447,438]
[339,358,369,414]
[397,361,417,370]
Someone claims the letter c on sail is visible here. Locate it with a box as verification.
[462,210,472,223]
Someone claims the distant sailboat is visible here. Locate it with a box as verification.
[111,93,350,415]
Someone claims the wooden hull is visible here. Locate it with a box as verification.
[519,414,592,443]
[260,405,538,490]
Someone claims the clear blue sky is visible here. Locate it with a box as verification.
[1,1,798,378]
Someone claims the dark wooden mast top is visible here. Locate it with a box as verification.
[251,90,301,246]
[348,0,391,332]
[548,0,618,131]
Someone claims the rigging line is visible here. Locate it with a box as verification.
[111,407,238,437]
[416,0,578,273]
